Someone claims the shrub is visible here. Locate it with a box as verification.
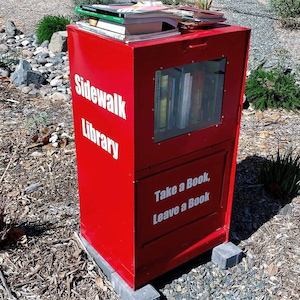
[36,15,70,45]
[194,0,213,10]
[161,0,181,5]
[260,150,300,203]
[270,0,300,29]
[175,0,212,9]
[24,112,50,132]
[245,66,300,111]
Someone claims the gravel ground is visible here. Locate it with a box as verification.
[1,1,300,300]
[0,0,74,34]
[212,0,299,71]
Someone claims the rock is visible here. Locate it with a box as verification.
[40,40,50,48]
[1,28,71,98]
[51,92,70,101]
[21,86,32,94]
[50,76,63,87]
[45,62,54,68]
[39,86,52,97]
[15,59,31,71]
[24,182,43,193]
[47,54,64,65]
[34,46,49,56]
[11,59,45,87]
[0,43,9,52]
[48,31,68,53]
[279,203,293,216]
[21,40,30,47]
[0,68,10,77]
[5,20,18,36]
[22,49,33,58]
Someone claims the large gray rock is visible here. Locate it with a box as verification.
[48,31,68,53]
[11,60,44,87]
[5,20,22,36]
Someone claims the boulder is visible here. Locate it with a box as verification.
[5,20,22,36]
[11,60,45,87]
[48,31,68,53]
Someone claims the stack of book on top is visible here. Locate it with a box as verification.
[75,1,181,43]
[167,5,226,31]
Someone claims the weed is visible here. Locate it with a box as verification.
[23,112,50,133]
[194,0,213,10]
[245,66,300,111]
[260,150,300,203]
[270,0,300,29]
[36,15,70,45]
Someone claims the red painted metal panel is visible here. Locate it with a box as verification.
[134,142,234,286]
[68,26,136,284]
[67,24,250,289]
[132,26,251,172]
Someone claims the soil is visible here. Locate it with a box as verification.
[0,80,121,299]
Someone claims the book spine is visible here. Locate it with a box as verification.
[76,22,126,41]
[177,71,192,129]
[189,69,205,125]
[154,70,161,134]
[185,74,193,126]
[205,60,221,122]
[75,7,123,24]
[96,20,126,35]
[167,76,175,130]
[158,73,169,132]
[209,59,226,123]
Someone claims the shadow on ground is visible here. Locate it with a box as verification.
[230,155,282,242]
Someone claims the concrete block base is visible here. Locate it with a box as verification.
[78,234,160,300]
[211,242,243,269]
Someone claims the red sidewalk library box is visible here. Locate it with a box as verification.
[67,23,250,289]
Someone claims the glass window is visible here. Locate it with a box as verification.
[154,58,226,142]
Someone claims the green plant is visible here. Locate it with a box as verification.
[260,150,300,203]
[194,0,212,10]
[24,112,50,132]
[270,0,300,29]
[245,66,300,111]
[161,0,181,5]
[36,15,71,45]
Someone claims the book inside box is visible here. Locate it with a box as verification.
[154,58,226,142]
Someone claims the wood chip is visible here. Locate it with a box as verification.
[26,142,44,150]
[267,262,279,277]
[95,277,107,292]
